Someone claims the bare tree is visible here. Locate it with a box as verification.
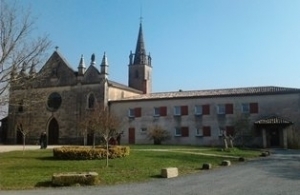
[147,125,171,145]
[85,105,122,167]
[232,114,252,147]
[0,0,51,107]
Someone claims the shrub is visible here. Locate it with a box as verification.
[53,146,130,160]
[147,126,171,145]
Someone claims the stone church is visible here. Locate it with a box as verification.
[5,22,300,148]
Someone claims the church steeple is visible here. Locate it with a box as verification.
[128,21,152,94]
[133,22,148,66]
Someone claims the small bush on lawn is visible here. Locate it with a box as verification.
[53,145,130,160]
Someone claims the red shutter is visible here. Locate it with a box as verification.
[135,107,142,117]
[202,104,210,115]
[181,127,189,137]
[225,104,233,114]
[226,126,235,136]
[181,105,188,115]
[250,103,258,114]
[160,106,167,116]
[203,126,211,137]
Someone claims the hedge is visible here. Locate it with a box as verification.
[53,146,130,160]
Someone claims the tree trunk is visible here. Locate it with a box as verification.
[223,137,228,149]
[106,139,109,167]
[154,139,161,145]
[92,133,95,149]
[22,134,26,154]
[229,138,234,148]
[83,130,87,146]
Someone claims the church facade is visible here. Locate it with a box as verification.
[5,23,300,148]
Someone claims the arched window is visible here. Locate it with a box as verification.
[88,93,95,109]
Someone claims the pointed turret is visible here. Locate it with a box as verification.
[19,61,27,77]
[29,60,37,76]
[10,64,17,80]
[78,55,86,76]
[100,52,108,78]
[128,21,152,94]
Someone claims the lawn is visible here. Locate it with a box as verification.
[0,145,261,190]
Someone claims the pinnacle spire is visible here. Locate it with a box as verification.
[100,52,108,76]
[100,52,108,66]
[78,55,86,76]
[29,60,37,75]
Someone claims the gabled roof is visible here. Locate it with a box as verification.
[254,115,293,125]
[110,86,300,102]
[39,50,75,74]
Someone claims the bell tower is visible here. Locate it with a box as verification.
[128,22,152,94]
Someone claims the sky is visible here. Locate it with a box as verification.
[13,0,300,92]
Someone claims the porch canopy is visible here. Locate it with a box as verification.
[254,115,293,126]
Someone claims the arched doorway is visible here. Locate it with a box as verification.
[48,118,59,145]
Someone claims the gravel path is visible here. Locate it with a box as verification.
[2,148,300,195]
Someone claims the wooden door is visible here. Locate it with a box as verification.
[270,128,280,147]
[128,128,135,144]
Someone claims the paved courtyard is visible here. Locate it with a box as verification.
[1,147,300,195]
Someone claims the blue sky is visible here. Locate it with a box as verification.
[15,0,300,92]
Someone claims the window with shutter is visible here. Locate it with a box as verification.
[195,127,203,136]
[135,107,142,117]
[181,127,189,137]
[181,105,188,115]
[202,104,210,115]
[225,104,233,114]
[154,107,160,116]
[241,103,250,113]
[194,105,202,115]
[217,105,225,114]
[128,108,135,118]
[174,106,181,116]
[175,127,181,136]
[160,106,167,116]
[203,126,211,137]
[250,103,258,114]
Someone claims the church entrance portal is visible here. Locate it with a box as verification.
[48,118,59,145]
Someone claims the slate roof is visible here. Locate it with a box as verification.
[254,115,293,125]
[110,86,300,102]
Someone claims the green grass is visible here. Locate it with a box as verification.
[0,145,261,190]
